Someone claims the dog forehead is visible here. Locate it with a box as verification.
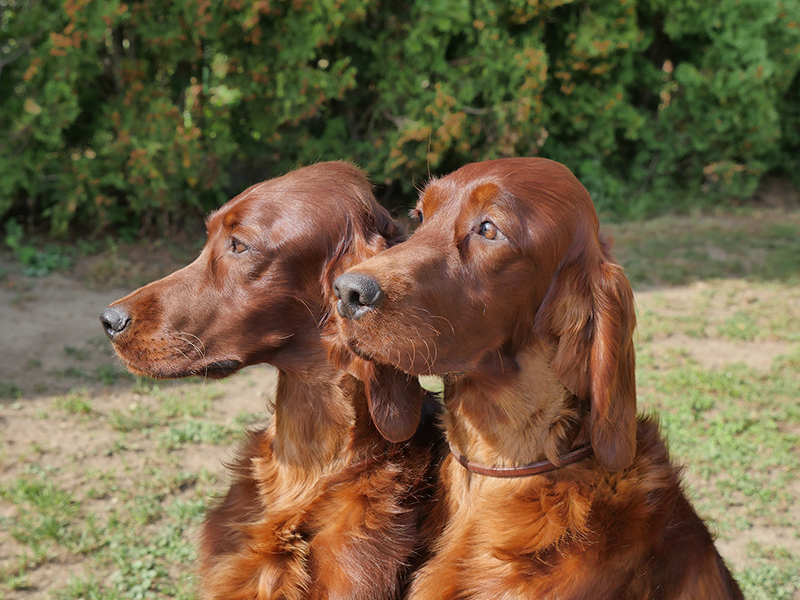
[418,181,446,214]
[419,178,503,216]
[210,183,331,229]
[467,181,503,208]
[206,192,272,233]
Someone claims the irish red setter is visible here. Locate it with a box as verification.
[332,158,744,599]
[100,161,442,599]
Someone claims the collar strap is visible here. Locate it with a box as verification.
[448,442,593,478]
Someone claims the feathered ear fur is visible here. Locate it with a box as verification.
[320,185,424,442]
[364,362,425,443]
[320,192,405,316]
[536,236,637,472]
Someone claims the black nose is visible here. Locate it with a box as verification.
[333,273,383,320]
[100,306,131,339]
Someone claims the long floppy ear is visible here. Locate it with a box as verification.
[318,186,423,442]
[536,239,637,471]
[364,362,425,443]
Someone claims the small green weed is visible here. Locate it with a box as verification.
[94,364,131,385]
[109,384,216,433]
[737,543,800,600]
[2,568,31,591]
[108,404,162,432]
[0,466,81,554]
[159,420,235,450]
[53,389,94,415]
[0,381,22,400]
[52,576,104,600]
[717,312,759,341]
[48,366,88,379]
[232,410,270,428]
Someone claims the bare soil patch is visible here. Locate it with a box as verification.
[648,334,791,371]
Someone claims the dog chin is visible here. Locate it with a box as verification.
[346,339,440,378]
[119,358,242,380]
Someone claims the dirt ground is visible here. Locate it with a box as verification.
[0,251,278,597]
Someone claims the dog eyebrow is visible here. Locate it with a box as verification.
[418,182,447,215]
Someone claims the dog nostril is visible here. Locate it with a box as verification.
[100,306,131,339]
[333,273,383,319]
[357,281,382,307]
[347,288,365,307]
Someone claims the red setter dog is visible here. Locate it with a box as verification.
[332,158,744,599]
[101,162,441,599]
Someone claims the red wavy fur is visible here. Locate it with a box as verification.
[103,161,442,599]
[333,158,743,599]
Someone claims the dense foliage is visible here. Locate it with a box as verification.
[1,0,799,235]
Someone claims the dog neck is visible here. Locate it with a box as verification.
[272,364,389,474]
[443,341,586,469]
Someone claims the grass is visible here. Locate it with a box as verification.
[639,358,800,533]
[0,437,215,598]
[4,220,74,278]
[159,420,236,450]
[738,543,800,600]
[0,466,84,565]
[53,389,95,416]
[608,209,800,288]
[107,383,223,433]
[635,279,800,344]
[1,209,799,599]
[47,364,133,386]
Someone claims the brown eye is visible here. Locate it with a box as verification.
[231,237,248,253]
[479,221,502,240]
[410,208,423,224]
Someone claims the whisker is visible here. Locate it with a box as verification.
[419,308,455,335]
[296,296,323,328]
[174,331,206,360]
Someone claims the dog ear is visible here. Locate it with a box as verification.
[316,186,421,442]
[365,362,425,443]
[536,240,637,471]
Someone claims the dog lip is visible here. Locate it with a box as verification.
[197,359,242,376]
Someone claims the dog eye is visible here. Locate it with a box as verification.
[230,237,248,253]
[409,208,423,224]
[479,221,504,240]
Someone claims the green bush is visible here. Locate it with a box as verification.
[1,0,799,235]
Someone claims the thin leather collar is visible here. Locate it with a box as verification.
[449,442,593,478]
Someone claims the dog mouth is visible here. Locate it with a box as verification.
[193,359,243,378]
[109,333,244,379]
